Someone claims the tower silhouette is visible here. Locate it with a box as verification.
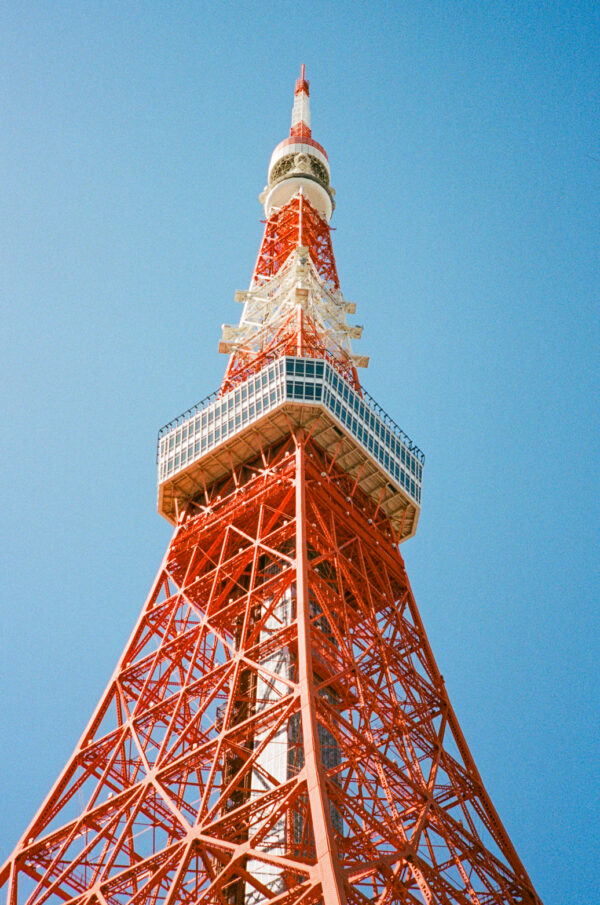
[1,68,542,905]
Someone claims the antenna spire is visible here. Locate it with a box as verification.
[291,63,311,139]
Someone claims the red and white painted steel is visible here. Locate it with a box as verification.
[1,67,543,905]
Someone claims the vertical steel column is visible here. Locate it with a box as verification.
[294,436,345,905]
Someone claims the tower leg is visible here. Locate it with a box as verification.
[294,438,346,905]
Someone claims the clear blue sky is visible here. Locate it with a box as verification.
[1,3,598,903]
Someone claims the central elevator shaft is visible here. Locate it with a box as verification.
[245,583,294,905]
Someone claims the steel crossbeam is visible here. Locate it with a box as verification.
[2,438,540,905]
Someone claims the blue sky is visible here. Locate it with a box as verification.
[1,3,598,903]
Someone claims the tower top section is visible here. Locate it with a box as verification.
[157,66,424,540]
[291,63,311,138]
[260,65,335,221]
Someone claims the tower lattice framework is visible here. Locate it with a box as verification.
[1,67,542,905]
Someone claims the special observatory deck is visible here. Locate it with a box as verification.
[157,356,424,539]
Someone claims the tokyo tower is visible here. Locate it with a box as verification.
[1,67,542,905]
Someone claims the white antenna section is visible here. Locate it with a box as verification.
[220,242,367,367]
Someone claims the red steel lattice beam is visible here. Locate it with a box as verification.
[252,194,339,290]
[1,437,541,905]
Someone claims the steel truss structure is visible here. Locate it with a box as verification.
[0,440,540,905]
[253,194,339,290]
[1,67,543,905]
[221,239,359,394]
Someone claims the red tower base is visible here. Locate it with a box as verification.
[0,434,540,905]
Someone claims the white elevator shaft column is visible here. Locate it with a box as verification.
[245,588,293,905]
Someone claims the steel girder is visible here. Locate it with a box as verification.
[253,195,339,291]
[1,436,541,905]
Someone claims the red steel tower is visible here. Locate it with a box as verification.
[1,68,542,905]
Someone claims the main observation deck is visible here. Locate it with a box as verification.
[157,356,424,541]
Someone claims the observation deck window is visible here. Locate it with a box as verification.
[158,355,423,506]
